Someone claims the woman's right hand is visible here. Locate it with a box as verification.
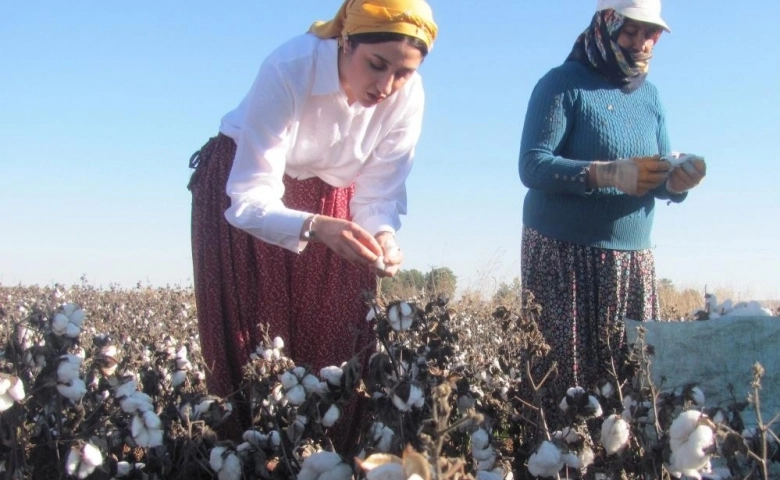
[304,215,383,266]
[589,156,670,196]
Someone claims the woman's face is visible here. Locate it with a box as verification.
[340,40,423,107]
[617,19,662,59]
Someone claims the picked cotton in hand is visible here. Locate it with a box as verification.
[661,152,705,173]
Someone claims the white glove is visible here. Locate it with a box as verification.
[589,156,671,196]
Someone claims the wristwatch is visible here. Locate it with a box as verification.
[302,214,318,241]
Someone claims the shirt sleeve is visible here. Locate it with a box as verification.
[518,70,591,195]
[223,54,312,253]
[350,84,424,236]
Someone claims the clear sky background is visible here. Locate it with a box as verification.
[2,1,779,300]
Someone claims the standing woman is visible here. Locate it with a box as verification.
[518,0,705,408]
[188,0,437,438]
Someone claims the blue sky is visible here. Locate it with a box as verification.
[2,1,779,300]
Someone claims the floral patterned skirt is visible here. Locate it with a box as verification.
[521,227,659,396]
[188,133,376,445]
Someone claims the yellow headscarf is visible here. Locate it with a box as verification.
[309,0,438,51]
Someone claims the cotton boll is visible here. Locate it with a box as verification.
[268,430,281,447]
[373,255,386,271]
[209,446,227,472]
[57,379,87,403]
[601,414,630,455]
[115,461,132,477]
[272,336,284,350]
[320,366,343,387]
[280,371,299,390]
[391,393,411,412]
[0,394,13,412]
[65,447,81,476]
[471,428,490,451]
[65,322,81,338]
[473,445,496,463]
[52,314,70,335]
[371,422,396,452]
[218,452,242,480]
[301,374,323,394]
[171,370,187,388]
[399,302,413,317]
[318,462,353,480]
[57,356,82,383]
[668,411,715,478]
[588,395,603,418]
[143,410,161,429]
[6,376,25,402]
[364,462,404,480]
[285,384,306,405]
[669,425,714,477]
[408,385,424,408]
[147,428,164,448]
[321,404,341,428]
[302,451,344,473]
[476,469,503,480]
[669,411,704,451]
[527,441,564,478]
[388,305,401,325]
[115,379,138,400]
[81,442,103,468]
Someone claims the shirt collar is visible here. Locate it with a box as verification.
[312,37,341,96]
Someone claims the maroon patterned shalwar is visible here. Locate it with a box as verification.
[188,133,376,447]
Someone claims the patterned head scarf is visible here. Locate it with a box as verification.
[309,0,438,51]
[566,9,661,92]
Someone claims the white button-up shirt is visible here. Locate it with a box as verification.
[220,33,425,253]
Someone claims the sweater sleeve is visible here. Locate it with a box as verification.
[518,68,591,195]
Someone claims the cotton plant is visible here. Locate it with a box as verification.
[369,422,397,453]
[209,445,242,480]
[471,427,498,472]
[130,409,164,448]
[249,335,285,363]
[601,414,631,455]
[190,394,234,427]
[527,440,564,478]
[0,373,25,412]
[390,381,425,412]
[171,344,192,388]
[552,427,595,471]
[52,303,86,338]
[559,386,603,421]
[666,410,716,479]
[296,450,353,480]
[111,461,146,479]
[65,441,103,479]
[56,354,87,403]
[355,445,431,480]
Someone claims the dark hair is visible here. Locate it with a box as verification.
[346,32,429,57]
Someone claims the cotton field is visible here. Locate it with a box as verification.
[0,282,778,480]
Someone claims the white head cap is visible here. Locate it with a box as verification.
[597,0,671,32]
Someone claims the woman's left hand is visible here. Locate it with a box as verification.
[373,232,404,278]
[666,157,706,194]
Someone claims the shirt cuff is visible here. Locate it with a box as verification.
[262,208,313,252]
[359,215,398,237]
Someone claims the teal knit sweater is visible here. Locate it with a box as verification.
[519,61,685,251]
